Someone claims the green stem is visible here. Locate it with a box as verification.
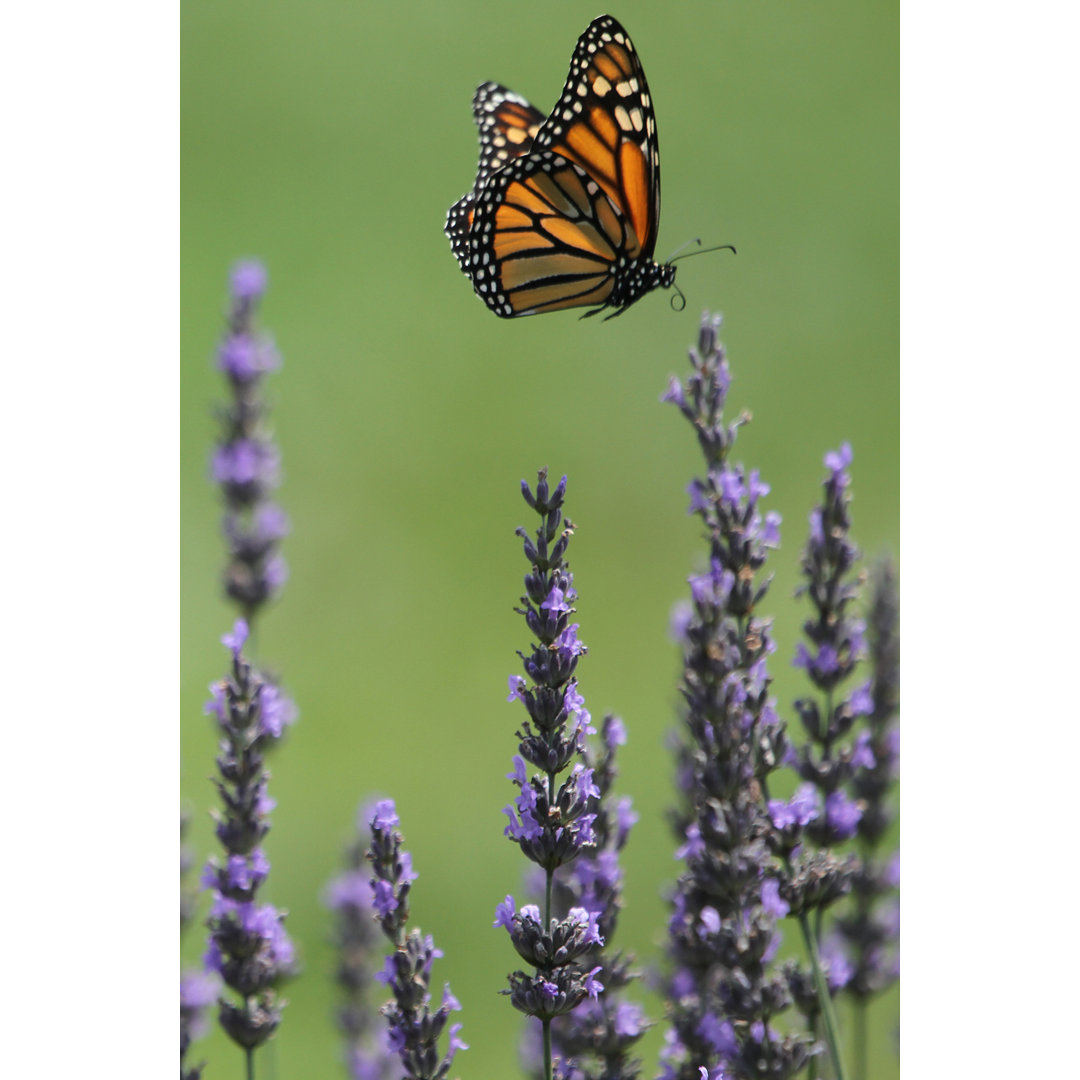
[245,1045,255,1080]
[854,1000,867,1080]
[797,911,848,1080]
[544,766,555,922]
[545,865,553,930]
[543,1017,552,1080]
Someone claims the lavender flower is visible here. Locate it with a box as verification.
[833,560,900,1077]
[326,802,396,1080]
[368,799,466,1080]
[790,444,870,808]
[770,442,896,1079]
[186,260,297,1076]
[503,470,611,1080]
[662,314,813,1080]
[213,260,288,624]
[780,446,869,920]
[203,619,296,1054]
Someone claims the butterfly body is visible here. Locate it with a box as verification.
[445,15,674,320]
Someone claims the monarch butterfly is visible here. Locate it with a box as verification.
[445,15,688,320]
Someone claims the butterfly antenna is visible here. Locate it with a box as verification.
[669,281,687,312]
[667,240,737,265]
[665,237,704,262]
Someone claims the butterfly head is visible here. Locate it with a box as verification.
[654,260,688,315]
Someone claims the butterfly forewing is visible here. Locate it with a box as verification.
[529,15,661,258]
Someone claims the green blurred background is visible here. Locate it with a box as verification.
[181,1,898,1077]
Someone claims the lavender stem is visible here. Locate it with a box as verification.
[796,907,846,1080]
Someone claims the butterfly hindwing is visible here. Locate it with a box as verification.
[471,82,545,189]
[446,83,545,275]
[467,154,626,317]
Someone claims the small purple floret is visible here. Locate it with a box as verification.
[825,790,863,840]
[370,799,399,831]
[494,895,516,931]
[230,260,268,300]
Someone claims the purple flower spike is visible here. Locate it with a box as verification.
[325,802,397,1080]
[196,264,298,1065]
[212,261,289,623]
[834,561,901,1007]
[503,471,648,1076]
[367,807,464,1080]
[782,441,900,1056]
[662,314,814,1080]
[783,437,875,889]
[202,627,296,1055]
[504,471,597,874]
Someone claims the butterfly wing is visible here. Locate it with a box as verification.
[446,84,545,274]
[471,82,546,189]
[467,153,631,316]
[530,14,661,261]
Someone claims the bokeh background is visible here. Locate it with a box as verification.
[181,1,898,1077]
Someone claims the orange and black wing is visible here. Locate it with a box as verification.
[471,82,545,189]
[529,14,662,261]
[446,84,545,274]
[466,152,640,317]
